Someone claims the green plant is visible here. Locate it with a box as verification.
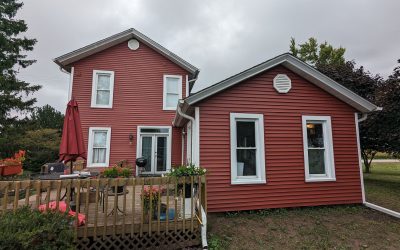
[0,206,74,250]
[141,186,164,212]
[102,166,132,178]
[166,164,206,177]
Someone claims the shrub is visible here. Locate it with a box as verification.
[0,206,74,250]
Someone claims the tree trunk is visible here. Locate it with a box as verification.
[361,150,376,174]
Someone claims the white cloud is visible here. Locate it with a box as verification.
[15,0,400,111]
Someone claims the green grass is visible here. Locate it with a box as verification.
[207,205,400,250]
[364,162,400,212]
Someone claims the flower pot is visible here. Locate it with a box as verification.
[1,165,22,176]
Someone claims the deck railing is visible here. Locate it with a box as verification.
[0,176,207,248]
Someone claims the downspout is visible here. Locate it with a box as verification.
[356,110,400,219]
[177,100,196,164]
[177,100,208,249]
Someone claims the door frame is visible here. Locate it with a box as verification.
[136,126,172,175]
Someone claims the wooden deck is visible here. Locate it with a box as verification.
[0,176,206,248]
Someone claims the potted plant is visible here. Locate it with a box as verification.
[101,166,132,193]
[141,186,165,220]
[166,164,206,198]
[0,150,25,176]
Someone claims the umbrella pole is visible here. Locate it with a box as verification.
[70,161,75,210]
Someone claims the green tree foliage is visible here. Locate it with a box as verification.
[0,0,41,157]
[19,129,61,172]
[290,37,346,67]
[289,38,387,173]
[31,104,64,130]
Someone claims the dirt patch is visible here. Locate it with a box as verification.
[207,205,400,250]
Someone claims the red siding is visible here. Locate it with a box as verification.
[197,65,362,212]
[70,41,189,171]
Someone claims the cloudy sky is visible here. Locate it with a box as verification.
[17,0,400,112]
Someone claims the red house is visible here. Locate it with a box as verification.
[55,28,379,212]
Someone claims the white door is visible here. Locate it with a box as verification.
[138,127,171,175]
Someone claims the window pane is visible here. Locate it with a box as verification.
[96,90,110,105]
[97,74,110,90]
[307,122,324,148]
[141,137,152,172]
[166,77,179,93]
[166,93,179,108]
[156,137,167,172]
[92,148,106,163]
[308,149,326,174]
[93,131,107,147]
[237,121,255,147]
[140,128,169,133]
[237,149,256,176]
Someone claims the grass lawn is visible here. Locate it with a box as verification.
[364,162,400,212]
[207,205,400,249]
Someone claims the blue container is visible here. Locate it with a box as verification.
[159,208,175,221]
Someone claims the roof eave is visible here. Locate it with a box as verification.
[186,53,379,113]
[53,28,199,75]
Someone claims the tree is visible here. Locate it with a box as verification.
[290,38,384,173]
[19,129,60,172]
[0,0,41,157]
[290,37,346,67]
[31,105,64,130]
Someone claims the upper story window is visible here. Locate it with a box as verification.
[163,75,182,110]
[302,116,336,182]
[91,70,114,108]
[230,113,266,185]
[87,127,111,167]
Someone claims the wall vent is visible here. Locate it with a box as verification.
[128,39,140,50]
[273,74,291,93]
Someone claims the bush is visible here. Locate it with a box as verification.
[0,206,74,250]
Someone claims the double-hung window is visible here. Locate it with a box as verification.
[87,127,111,167]
[163,75,182,110]
[302,116,335,182]
[91,70,114,108]
[230,113,266,184]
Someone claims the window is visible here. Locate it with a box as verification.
[230,113,266,184]
[163,75,182,110]
[302,116,335,182]
[87,127,111,167]
[91,70,114,108]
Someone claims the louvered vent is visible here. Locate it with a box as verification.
[273,74,291,93]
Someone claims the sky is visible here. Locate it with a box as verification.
[16,0,400,112]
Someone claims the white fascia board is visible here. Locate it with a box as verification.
[186,53,378,113]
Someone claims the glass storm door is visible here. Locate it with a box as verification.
[140,134,168,174]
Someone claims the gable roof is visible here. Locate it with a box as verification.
[54,28,199,77]
[185,53,379,113]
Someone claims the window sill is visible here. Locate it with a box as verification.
[90,105,113,109]
[305,177,336,182]
[231,179,266,185]
[163,107,177,111]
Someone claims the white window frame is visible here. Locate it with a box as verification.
[302,115,336,182]
[163,75,182,110]
[230,113,266,185]
[91,70,115,108]
[87,127,111,168]
[136,126,172,175]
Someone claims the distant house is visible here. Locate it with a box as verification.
[54,28,379,212]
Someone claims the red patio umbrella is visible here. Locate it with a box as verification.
[59,99,86,173]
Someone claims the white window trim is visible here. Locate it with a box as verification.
[163,75,182,110]
[136,126,172,175]
[91,70,115,108]
[230,113,266,185]
[87,127,111,168]
[302,115,336,182]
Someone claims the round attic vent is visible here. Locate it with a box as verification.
[128,39,140,50]
[273,74,292,93]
